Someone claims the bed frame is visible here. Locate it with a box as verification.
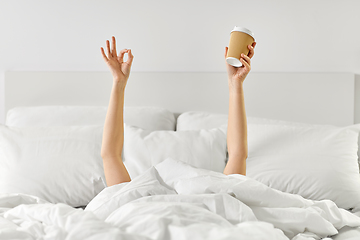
[5,71,357,126]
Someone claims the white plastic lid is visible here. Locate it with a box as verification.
[226,57,242,67]
[231,26,255,41]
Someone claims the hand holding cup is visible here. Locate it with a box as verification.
[225,42,256,88]
[226,26,255,68]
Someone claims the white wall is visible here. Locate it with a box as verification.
[6,71,355,126]
[356,75,360,123]
[1,0,360,123]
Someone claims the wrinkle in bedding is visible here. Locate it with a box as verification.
[1,158,360,240]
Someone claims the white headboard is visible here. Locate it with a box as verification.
[5,71,356,126]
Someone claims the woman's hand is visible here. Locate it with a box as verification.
[101,36,134,87]
[224,42,256,176]
[225,42,256,90]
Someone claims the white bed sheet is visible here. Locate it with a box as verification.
[1,159,360,240]
[332,226,360,240]
[332,211,360,240]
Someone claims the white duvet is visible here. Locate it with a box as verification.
[1,159,360,240]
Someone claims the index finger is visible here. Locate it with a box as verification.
[248,42,256,59]
[118,49,128,63]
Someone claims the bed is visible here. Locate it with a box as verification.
[1,71,360,240]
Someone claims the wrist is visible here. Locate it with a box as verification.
[112,72,128,84]
[228,79,244,93]
[112,79,126,90]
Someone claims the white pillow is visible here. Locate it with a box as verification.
[0,125,105,207]
[176,111,360,209]
[122,124,227,179]
[124,106,176,131]
[176,111,330,131]
[177,111,360,162]
[6,106,176,131]
[177,111,228,131]
[247,123,360,210]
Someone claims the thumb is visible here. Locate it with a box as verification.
[224,47,228,59]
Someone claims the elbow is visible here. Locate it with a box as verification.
[100,151,108,160]
[100,147,109,159]
[223,153,247,176]
[228,149,248,162]
[227,141,248,160]
[243,152,248,161]
[101,148,121,160]
[234,154,248,163]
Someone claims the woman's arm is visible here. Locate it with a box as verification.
[100,36,133,186]
[223,42,256,176]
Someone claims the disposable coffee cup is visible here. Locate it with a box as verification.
[226,26,255,67]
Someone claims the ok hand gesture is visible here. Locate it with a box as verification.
[101,36,134,87]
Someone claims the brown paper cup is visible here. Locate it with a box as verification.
[226,26,255,67]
